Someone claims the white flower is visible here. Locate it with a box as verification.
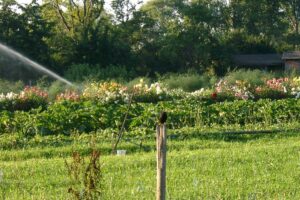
[217,79,224,87]
[6,92,18,100]
[190,88,205,97]
[19,91,25,98]
[124,96,129,103]
[156,85,162,94]
[134,83,142,88]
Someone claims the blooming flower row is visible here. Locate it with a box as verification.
[0,86,48,102]
[82,79,168,103]
[210,77,300,100]
[0,92,18,101]
[3,77,300,105]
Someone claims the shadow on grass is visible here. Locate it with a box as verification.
[2,127,300,161]
[171,129,300,143]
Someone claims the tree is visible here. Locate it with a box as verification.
[0,0,53,81]
[123,0,188,73]
[111,0,143,24]
[176,0,230,72]
[43,0,110,66]
[281,0,300,49]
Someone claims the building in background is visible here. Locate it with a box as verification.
[233,51,300,72]
[282,52,300,72]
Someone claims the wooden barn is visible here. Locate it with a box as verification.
[282,51,300,72]
[232,54,284,71]
[233,52,300,72]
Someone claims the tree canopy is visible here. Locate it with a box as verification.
[0,0,299,77]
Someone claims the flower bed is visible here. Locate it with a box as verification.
[1,76,300,112]
[0,86,48,111]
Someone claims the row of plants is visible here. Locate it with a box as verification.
[2,77,300,111]
[80,77,300,102]
[1,98,300,138]
[1,75,300,113]
[0,86,48,111]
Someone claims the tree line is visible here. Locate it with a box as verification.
[0,0,299,77]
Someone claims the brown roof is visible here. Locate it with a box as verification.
[233,54,282,66]
[282,51,300,60]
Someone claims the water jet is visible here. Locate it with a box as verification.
[0,43,73,86]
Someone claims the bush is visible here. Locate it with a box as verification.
[97,65,136,82]
[2,98,300,137]
[64,64,100,82]
[65,64,136,82]
[126,77,152,89]
[224,69,274,86]
[47,81,76,101]
[0,87,48,112]
[160,73,217,92]
[0,79,24,94]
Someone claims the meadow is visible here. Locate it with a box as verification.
[1,71,300,199]
[1,131,300,199]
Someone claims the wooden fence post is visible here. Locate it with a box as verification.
[157,124,167,200]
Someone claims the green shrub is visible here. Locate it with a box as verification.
[224,69,274,86]
[2,98,300,137]
[47,81,77,101]
[126,77,152,89]
[64,64,99,82]
[65,64,136,82]
[97,65,136,82]
[160,73,217,92]
[0,79,24,94]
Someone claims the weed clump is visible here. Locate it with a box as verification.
[65,150,102,200]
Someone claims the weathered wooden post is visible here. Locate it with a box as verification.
[157,112,167,200]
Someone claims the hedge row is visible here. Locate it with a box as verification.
[1,99,300,137]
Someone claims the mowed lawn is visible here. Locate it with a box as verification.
[1,133,300,199]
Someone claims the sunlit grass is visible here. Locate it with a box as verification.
[1,132,300,199]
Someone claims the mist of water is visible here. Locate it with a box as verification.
[0,43,73,86]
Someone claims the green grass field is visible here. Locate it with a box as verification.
[1,132,300,199]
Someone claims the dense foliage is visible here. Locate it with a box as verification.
[1,75,300,138]
[1,97,300,139]
[0,0,299,79]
